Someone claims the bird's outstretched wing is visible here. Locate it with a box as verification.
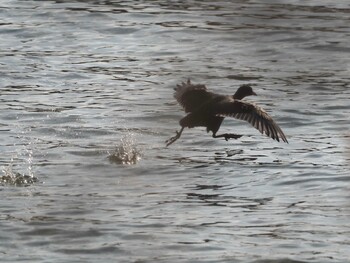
[174,79,215,113]
[214,99,288,143]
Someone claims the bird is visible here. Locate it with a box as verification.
[165,79,288,146]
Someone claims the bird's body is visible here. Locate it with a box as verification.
[166,80,288,146]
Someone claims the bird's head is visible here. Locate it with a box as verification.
[233,84,257,100]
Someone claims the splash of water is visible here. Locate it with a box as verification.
[108,133,142,165]
[1,160,38,187]
[0,143,39,187]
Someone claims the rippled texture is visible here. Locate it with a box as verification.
[0,1,349,262]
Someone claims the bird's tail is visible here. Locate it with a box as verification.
[180,113,208,129]
[179,114,193,128]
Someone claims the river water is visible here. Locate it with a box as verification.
[0,1,349,262]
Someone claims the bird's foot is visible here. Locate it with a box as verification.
[165,131,181,147]
[224,134,243,141]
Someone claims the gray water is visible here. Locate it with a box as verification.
[0,1,350,262]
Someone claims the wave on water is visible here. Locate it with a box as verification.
[108,133,142,165]
[250,259,309,263]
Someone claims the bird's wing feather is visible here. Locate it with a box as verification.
[174,79,214,113]
[214,99,288,143]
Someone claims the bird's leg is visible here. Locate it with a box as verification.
[166,127,185,147]
[213,133,243,141]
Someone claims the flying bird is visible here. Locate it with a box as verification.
[166,79,288,146]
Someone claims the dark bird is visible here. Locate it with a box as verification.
[166,79,288,146]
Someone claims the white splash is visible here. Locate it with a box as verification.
[108,133,142,165]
